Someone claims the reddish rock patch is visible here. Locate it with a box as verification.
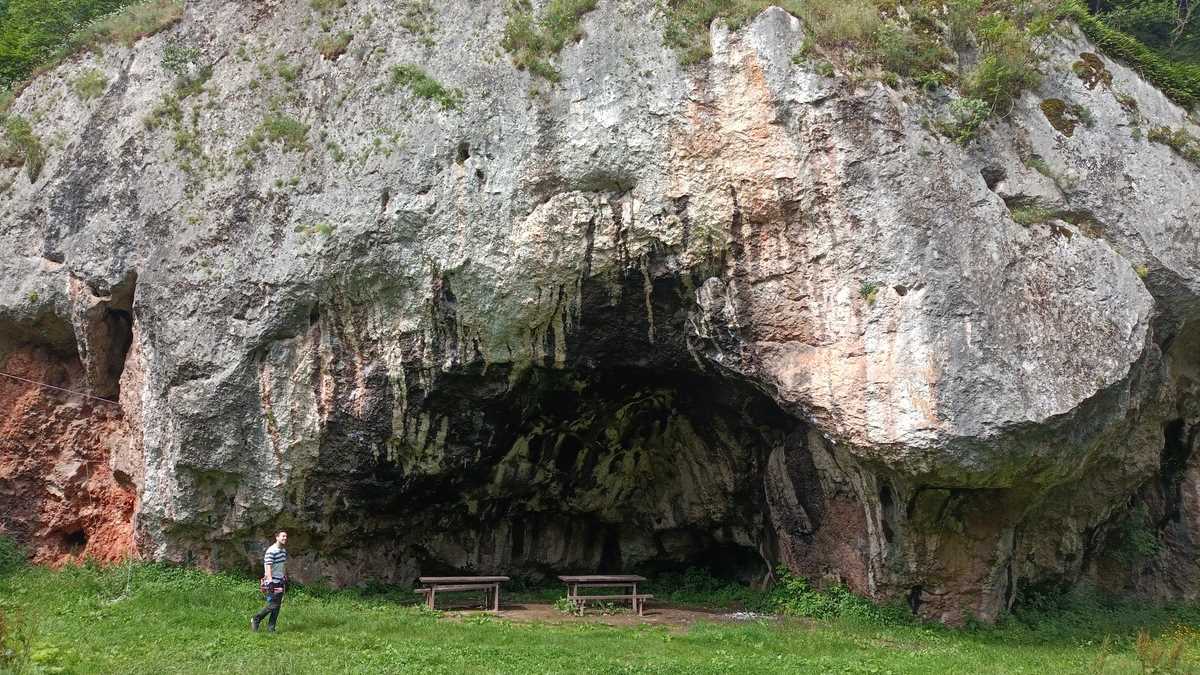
[0,346,138,564]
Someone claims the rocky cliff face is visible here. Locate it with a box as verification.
[1,0,1198,624]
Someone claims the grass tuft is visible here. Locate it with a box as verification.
[390,64,463,110]
[1,116,46,182]
[317,31,353,61]
[245,114,310,153]
[501,0,599,81]
[71,68,109,100]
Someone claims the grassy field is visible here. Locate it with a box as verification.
[0,559,1197,674]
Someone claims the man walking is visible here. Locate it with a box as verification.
[251,530,288,632]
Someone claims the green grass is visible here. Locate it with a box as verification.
[244,113,310,153]
[390,64,463,109]
[1010,202,1064,225]
[500,0,599,81]
[0,554,1196,674]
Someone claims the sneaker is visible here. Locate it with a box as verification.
[251,618,260,632]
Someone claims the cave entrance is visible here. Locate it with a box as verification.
[362,364,810,585]
[306,263,823,587]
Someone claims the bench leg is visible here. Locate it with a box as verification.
[493,583,500,612]
[428,589,436,611]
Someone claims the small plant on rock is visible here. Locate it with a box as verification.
[318,31,353,60]
[936,97,990,144]
[859,281,880,305]
[390,65,463,110]
[1148,126,1200,165]
[245,114,310,153]
[2,116,45,182]
[162,40,200,78]
[501,0,599,81]
[71,68,109,100]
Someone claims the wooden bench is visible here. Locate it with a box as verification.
[414,576,510,611]
[559,575,652,616]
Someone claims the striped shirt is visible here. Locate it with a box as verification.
[264,543,287,581]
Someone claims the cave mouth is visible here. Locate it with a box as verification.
[320,361,815,586]
[61,528,88,556]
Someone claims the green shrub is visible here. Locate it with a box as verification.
[1095,0,1200,64]
[645,567,772,610]
[963,53,1040,113]
[1111,504,1164,565]
[876,21,949,78]
[71,67,109,100]
[771,568,911,625]
[935,97,990,144]
[0,536,27,574]
[390,64,463,109]
[2,116,45,182]
[944,0,982,49]
[501,0,598,80]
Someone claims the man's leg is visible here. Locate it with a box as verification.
[266,590,283,631]
[252,593,274,630]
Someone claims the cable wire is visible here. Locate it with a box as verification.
[0,371,121,405]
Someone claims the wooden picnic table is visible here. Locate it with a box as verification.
[414,576,510,611]
[559,575,652,616]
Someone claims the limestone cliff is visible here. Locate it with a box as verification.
[1,0,1198,624]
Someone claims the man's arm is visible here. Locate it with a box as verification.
[263,561,272,580]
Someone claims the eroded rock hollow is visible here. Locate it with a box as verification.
[2,0,1199,623]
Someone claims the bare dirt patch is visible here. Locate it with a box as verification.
[438,602,774,629]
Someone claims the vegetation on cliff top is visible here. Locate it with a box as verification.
[0,0,182,92]
[656,0,1200,110]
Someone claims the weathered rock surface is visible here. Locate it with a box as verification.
[1,1,1198,623]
